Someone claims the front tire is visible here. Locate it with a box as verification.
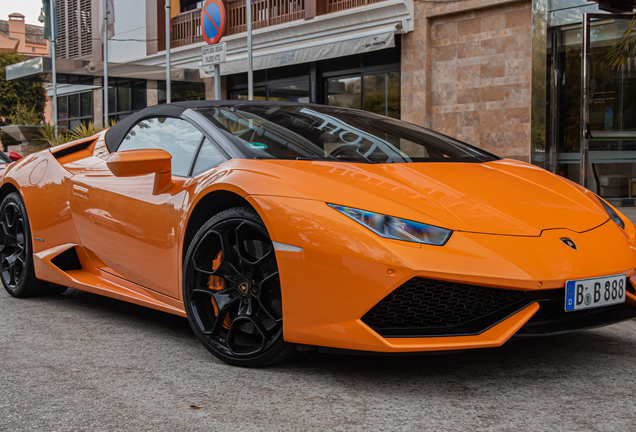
[182,207,295,367]
[0,192,65,297]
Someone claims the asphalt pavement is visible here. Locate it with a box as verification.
[2,212,636,431]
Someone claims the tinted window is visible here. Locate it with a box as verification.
[196,105,498,164]
[118,117,203,177]
[192,139,226,176]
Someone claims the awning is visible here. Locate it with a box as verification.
[6,56,203,83]
[201,24,399,77]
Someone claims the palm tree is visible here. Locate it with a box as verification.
[607,16,636,70]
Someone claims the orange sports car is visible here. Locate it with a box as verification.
[2,102,635,367]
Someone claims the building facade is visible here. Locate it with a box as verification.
[8,0,636,202]
[0,13,48,57]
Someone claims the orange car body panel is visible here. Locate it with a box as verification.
[2,129,636,353]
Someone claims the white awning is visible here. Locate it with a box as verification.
[200,24,399,77]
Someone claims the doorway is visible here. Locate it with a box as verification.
[552,15,636,200]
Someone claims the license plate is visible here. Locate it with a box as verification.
[565,274,626,311]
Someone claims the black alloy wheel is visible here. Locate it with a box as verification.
[0,199,26,289]
[183,207,295,367]
[0,192,65,297]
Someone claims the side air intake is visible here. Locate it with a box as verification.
[51,247,83,271]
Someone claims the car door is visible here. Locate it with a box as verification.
[69,116,205,298]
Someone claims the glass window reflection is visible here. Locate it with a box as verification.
[119,117,204,177]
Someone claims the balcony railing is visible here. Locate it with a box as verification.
[326,0,386,13]
[226,0,305,35]
[172,9,203,48]
[170,0,386,48]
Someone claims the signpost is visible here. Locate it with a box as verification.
[200,0,226,100]
[201,43,226,66]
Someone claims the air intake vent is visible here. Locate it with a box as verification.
[51,247,82,271]
[362,278,532,337]
[362,277,635,338]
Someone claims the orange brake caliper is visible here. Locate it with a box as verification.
[208,250,232,329]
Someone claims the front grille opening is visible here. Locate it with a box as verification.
[362,278,535,337]
[362,276,636,338]
[51,247,83,271]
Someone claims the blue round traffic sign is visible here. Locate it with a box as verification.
[201,0,226,45]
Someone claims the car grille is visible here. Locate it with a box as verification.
[361,277,532,337]
[362,277,636,338]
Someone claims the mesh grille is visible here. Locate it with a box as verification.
[363,277,634,337]
[362,278,529,336]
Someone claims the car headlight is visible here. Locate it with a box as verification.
[328,204,452,246]
[597,196,625,229]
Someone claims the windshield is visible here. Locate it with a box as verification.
[195,104,499,164]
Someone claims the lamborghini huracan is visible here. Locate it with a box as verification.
[2,101,635,367]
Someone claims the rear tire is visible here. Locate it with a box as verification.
[183,207,296,367]
[0,192,66,297]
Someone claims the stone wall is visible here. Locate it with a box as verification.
[402,0,533,162]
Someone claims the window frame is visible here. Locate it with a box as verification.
[324,65,401,118]
[107,79,147,122]
[57,90,93,131]
[114,114,230,178]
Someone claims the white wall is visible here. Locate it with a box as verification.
[107,0,147,63]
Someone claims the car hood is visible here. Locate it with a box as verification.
[250,158,608,237]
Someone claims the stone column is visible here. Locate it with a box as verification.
[147,80,159,106]
[401,5,431,128]
[93,77,104,128]
[204,76,227,101]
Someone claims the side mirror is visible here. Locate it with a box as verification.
[8,151,22,161]
[106,149,174,194]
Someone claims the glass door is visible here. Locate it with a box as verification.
[581,14,636,199]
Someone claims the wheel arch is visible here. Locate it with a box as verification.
[182,189,255,264]
[0,181,21,204]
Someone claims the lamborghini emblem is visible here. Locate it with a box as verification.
[238,282,249,295]
[560,238,577,250]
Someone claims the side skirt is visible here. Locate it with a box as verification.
[33,243,186,317]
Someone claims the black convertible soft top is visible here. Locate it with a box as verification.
[103,100,310,153]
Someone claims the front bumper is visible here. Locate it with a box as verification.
[251,195,636,353]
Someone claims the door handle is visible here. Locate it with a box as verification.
[72,184,89,199]
[584,122,594,140]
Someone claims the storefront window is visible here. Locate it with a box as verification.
[108,79,147,122]
[327,77,361,109]
[57,91,93,131]
[269,82,310,103]
[226,47,401,118]
[363,72,401,119]
[158,81,206,103]
[328,72,401,118]
[230,88,267,101]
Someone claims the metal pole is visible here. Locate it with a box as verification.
[247,0,253,100]
[49,0,58,134]
[385,73,388,117]
[580,13,590,188]
[165,0,171,103]
[103,0,109,126]
[214,64,221,100]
